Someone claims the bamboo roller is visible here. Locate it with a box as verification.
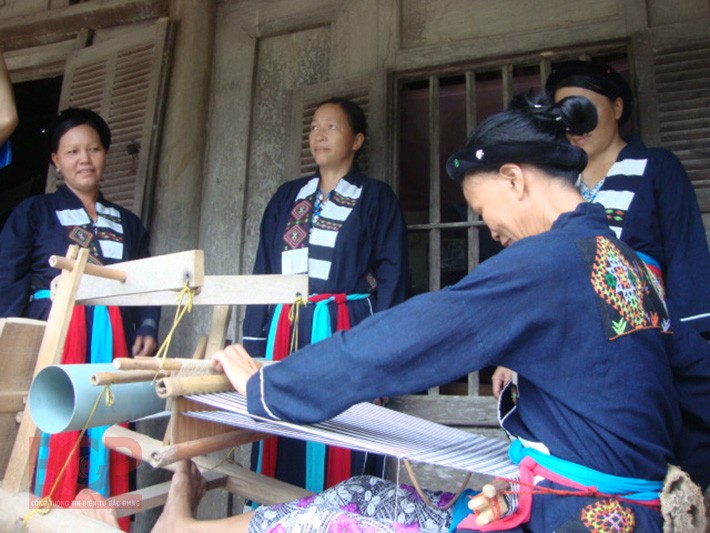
[113,357,215,372]
[156,374,233,399]
[149,429,268,468]
[91,369,165,386]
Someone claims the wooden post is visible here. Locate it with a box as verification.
[4,246,89,493]
[205,304,231,358]
[0,318,46,477]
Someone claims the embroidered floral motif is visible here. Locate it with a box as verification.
[331,190,358,208]
[291,200,312,220]
[580,498,635,533]
[577,236,672,339]
[69,226,93,247]
[68,226,103,264]
[95,229,123,243]
[282,199,313,251]
[283,224,308,250]
[314,218,343,232]
[605,208,625,224]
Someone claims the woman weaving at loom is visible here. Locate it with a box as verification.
[242,97,408,492]
[153,92,710,532]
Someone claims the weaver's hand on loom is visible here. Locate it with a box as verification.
[467,478,509,526]
[211,344,261,395]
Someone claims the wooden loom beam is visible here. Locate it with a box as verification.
[2,248,309,530]
[103,425,311,507]
[3,245,88,492]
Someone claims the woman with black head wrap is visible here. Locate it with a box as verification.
[152,92,710,532]
[546,60,710,338]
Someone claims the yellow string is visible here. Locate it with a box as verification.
[22,386,115,530]
[154,279,196,373]
[288,294,307,354]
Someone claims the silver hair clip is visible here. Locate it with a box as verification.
[475,149,484,160]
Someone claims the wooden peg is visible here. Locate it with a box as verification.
[49,255,127,282]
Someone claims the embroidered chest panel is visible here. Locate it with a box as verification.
[281,178,362,252]
[56,203,125,265]
[577,236,671,340]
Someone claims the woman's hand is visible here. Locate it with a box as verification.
[211,344,261,395]
[132,335,158,357]
[491,366,513,400]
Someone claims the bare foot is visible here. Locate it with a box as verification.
[152,460,206,533]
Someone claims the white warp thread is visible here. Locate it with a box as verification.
[185,392,518,478]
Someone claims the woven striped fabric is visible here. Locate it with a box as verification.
[185,392,518,478]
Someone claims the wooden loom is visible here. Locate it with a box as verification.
[0,245,311,531]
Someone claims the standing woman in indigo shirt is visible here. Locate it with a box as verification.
[546,60,710,337]
[0,108,160,351]
[242,97,408,493]
[0,108,160,524]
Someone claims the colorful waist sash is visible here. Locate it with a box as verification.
[636,251,663,285]
[257,292,371,494]
[456,439,662,531]
[31,289,52,301]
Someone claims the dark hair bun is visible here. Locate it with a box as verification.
[545,60,633,124]
[507,90,596,137]
[554,95,598,135]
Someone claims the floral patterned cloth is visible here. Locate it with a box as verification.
[249,476,454,532]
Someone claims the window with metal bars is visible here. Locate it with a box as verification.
[395,51,629,400]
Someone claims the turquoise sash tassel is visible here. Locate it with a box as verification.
[508,439,663,501]
[305,294,369,493]
[30,291,52,496]
[305,299,332,492]
[87,306,113,497]
[635,251,661,270]
[311,298,334,343]
[31,289,51,301]
[256,296,370,494]
[34,432,51,496]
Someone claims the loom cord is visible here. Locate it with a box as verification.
[288,294,306,354]
[403,459,472,511]
[402,469,661,527]
[493,477,662,509]
[154,280,197,375]
[22,386,115,529]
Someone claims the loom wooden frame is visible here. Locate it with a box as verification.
[0,246,310,531]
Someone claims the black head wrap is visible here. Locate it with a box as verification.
[46,108,112,155]
[545,60,633,124]
[446,141,587,183]
[446,92,594,183]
